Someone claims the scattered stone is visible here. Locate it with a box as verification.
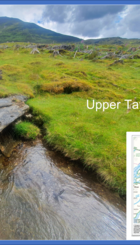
[26,45,37,49]
[0,70,2,80]
[82,49,93,54]
[53,44,75,51]
[37,44,49,49]
[53,50,60,57]
[25,114,33,119]
[14,44,20,50]
[30,48,40,54]
[101,52,116,59]
[127,47,137,52]
[73,50,77,58]
[119,54,130,60]
[3,45,9,49]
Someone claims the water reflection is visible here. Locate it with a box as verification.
[0,140,126,240]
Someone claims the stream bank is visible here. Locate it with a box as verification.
[0,96,126,240]
[0,133,126,240]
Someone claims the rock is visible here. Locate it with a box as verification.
[24,114,33,119]
[0,95,29,133]
[0,98,12,108]
[127,47,137,52]
[14,44,20,50]
[26,45,37,49]
[82,49,93,54]
[37,44,49,49]
[53,50,60,57]
[119,54,130,60]
[101,52,116,59]
[30,48,40,54]
[0,70,2,80]
[132,54,140,59]
[53,44,75,51]
[0,130,19,157]
[3,45,9,49]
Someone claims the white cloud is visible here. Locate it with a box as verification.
[0,5,140,39]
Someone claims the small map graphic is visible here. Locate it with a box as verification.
[133,136,140,235]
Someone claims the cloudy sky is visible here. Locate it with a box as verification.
[0,5,139,39]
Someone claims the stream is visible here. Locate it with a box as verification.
[0,138,126,240]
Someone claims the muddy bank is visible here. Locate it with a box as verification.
[0,137,126,240]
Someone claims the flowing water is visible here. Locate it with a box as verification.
[0,138,126,240]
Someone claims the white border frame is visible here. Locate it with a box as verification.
[126,132,140,240]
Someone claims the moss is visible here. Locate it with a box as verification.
[14,121,40,140]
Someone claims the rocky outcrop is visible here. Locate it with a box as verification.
[0,95,29,133]
[52,44,75,51]
[37,44,49,49]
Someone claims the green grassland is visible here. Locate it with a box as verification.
[1,42,140,195]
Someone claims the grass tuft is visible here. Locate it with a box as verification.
[38,80,92,94]
[14,121,40,140]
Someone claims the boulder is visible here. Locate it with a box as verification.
[0,95,29,133]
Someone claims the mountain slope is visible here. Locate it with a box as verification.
[84,37,140,45]
[1,17,140,45]
[0,17,81,43]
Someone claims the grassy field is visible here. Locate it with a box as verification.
[1,42,140,195]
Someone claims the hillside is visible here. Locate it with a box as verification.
[0,17,81,43]
[84,37,140,45]
[1,17,140,45]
